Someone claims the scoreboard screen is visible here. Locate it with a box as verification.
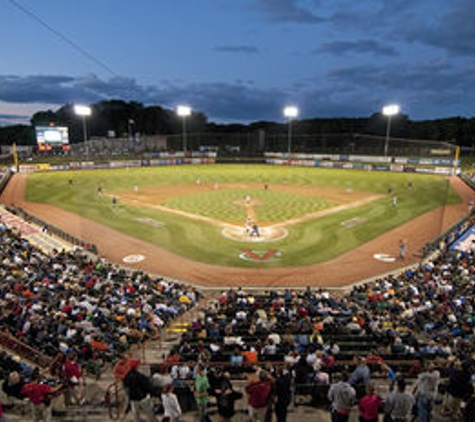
[35,126,70,151]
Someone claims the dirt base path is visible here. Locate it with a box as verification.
[2,174,473,289]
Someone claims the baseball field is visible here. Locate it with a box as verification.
[23,164,460,269]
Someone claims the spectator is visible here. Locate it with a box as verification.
[21,370,62,422]
[161,384,182,422]
[123,367,158,422]
[114,352,141,382]
[358,384,382,422]
[349,356,371,387]
[246,370,272,422]
[274,366,292,422]
[327,372,356,422]
[63,352,85,406]
[384,379,415,422]
[215,371,241,422]
[413,362,440,422]
[2,371,26,400]
[194,364,210,422]
[443,358,473,418]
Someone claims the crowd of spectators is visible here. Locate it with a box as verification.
[153,216,475,421]
[0,216,200,418]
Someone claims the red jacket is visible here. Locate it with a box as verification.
[21,382,52,405]
[246,380,271,409]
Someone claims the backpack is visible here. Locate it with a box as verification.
[124,369,154,401]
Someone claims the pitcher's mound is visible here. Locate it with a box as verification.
[222,225,288,242]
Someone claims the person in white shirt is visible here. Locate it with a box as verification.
[161,384,182,422]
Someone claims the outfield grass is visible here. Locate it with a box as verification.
[25,165,460,267]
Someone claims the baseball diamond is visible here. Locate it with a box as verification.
[1,164,471,288]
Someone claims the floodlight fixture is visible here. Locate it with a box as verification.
[74,104,92,147]
[176,105,192,155]
[283,106,299,155]
[382,104,400,156]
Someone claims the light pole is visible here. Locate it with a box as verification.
[283,106,298,156]
[176,105,192,157]
[74,104,92,157]
[382,104,400,157]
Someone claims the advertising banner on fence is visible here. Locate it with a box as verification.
[450,225,475,252]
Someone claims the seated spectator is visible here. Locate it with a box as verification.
[2,370,26,400]
[242,346,258,365]
[262,338,277,356]
[229,346,244,366]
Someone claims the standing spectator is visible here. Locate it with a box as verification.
[215,371,240,422]
[327,372,356,422]
[114,352,141,383]
[194,364,210,422]
[413,362,440,422]
[63,352,85,406]
[21,370,61,422]
[161,384,182,422]
[123,367,158,422]
[274,366,292,422]
[349,356,371,394]
[246,370,272,422]
[381,363,398,393]
[443,358,473,418]
[384,379,415,422]
[358,384,382,422]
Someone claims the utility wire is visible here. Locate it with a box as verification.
[7,0,119,78]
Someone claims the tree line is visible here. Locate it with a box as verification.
[0,99,474,147]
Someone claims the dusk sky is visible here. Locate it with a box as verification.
[1,0,475,125]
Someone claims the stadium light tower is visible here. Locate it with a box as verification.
[283,105,299,156]
[382,104,400,157]
[74,104,92,144]
[176,105,192,157]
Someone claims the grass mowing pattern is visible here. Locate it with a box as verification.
[25,165,460,267]
[163,189,333,224]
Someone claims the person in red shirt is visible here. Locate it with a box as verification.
[245,370,272,422]
[113,351,141,382]
[63,352,85,406]
[359,384,382,422]
[21,371,61,422]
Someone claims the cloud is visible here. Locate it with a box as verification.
[325,60,475,118]
[1,64,475,125]
[255,0,324,23]
[214,45,260,54]
[0,113,28,126]
[404,0,475,56]
[319,40,398,57]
